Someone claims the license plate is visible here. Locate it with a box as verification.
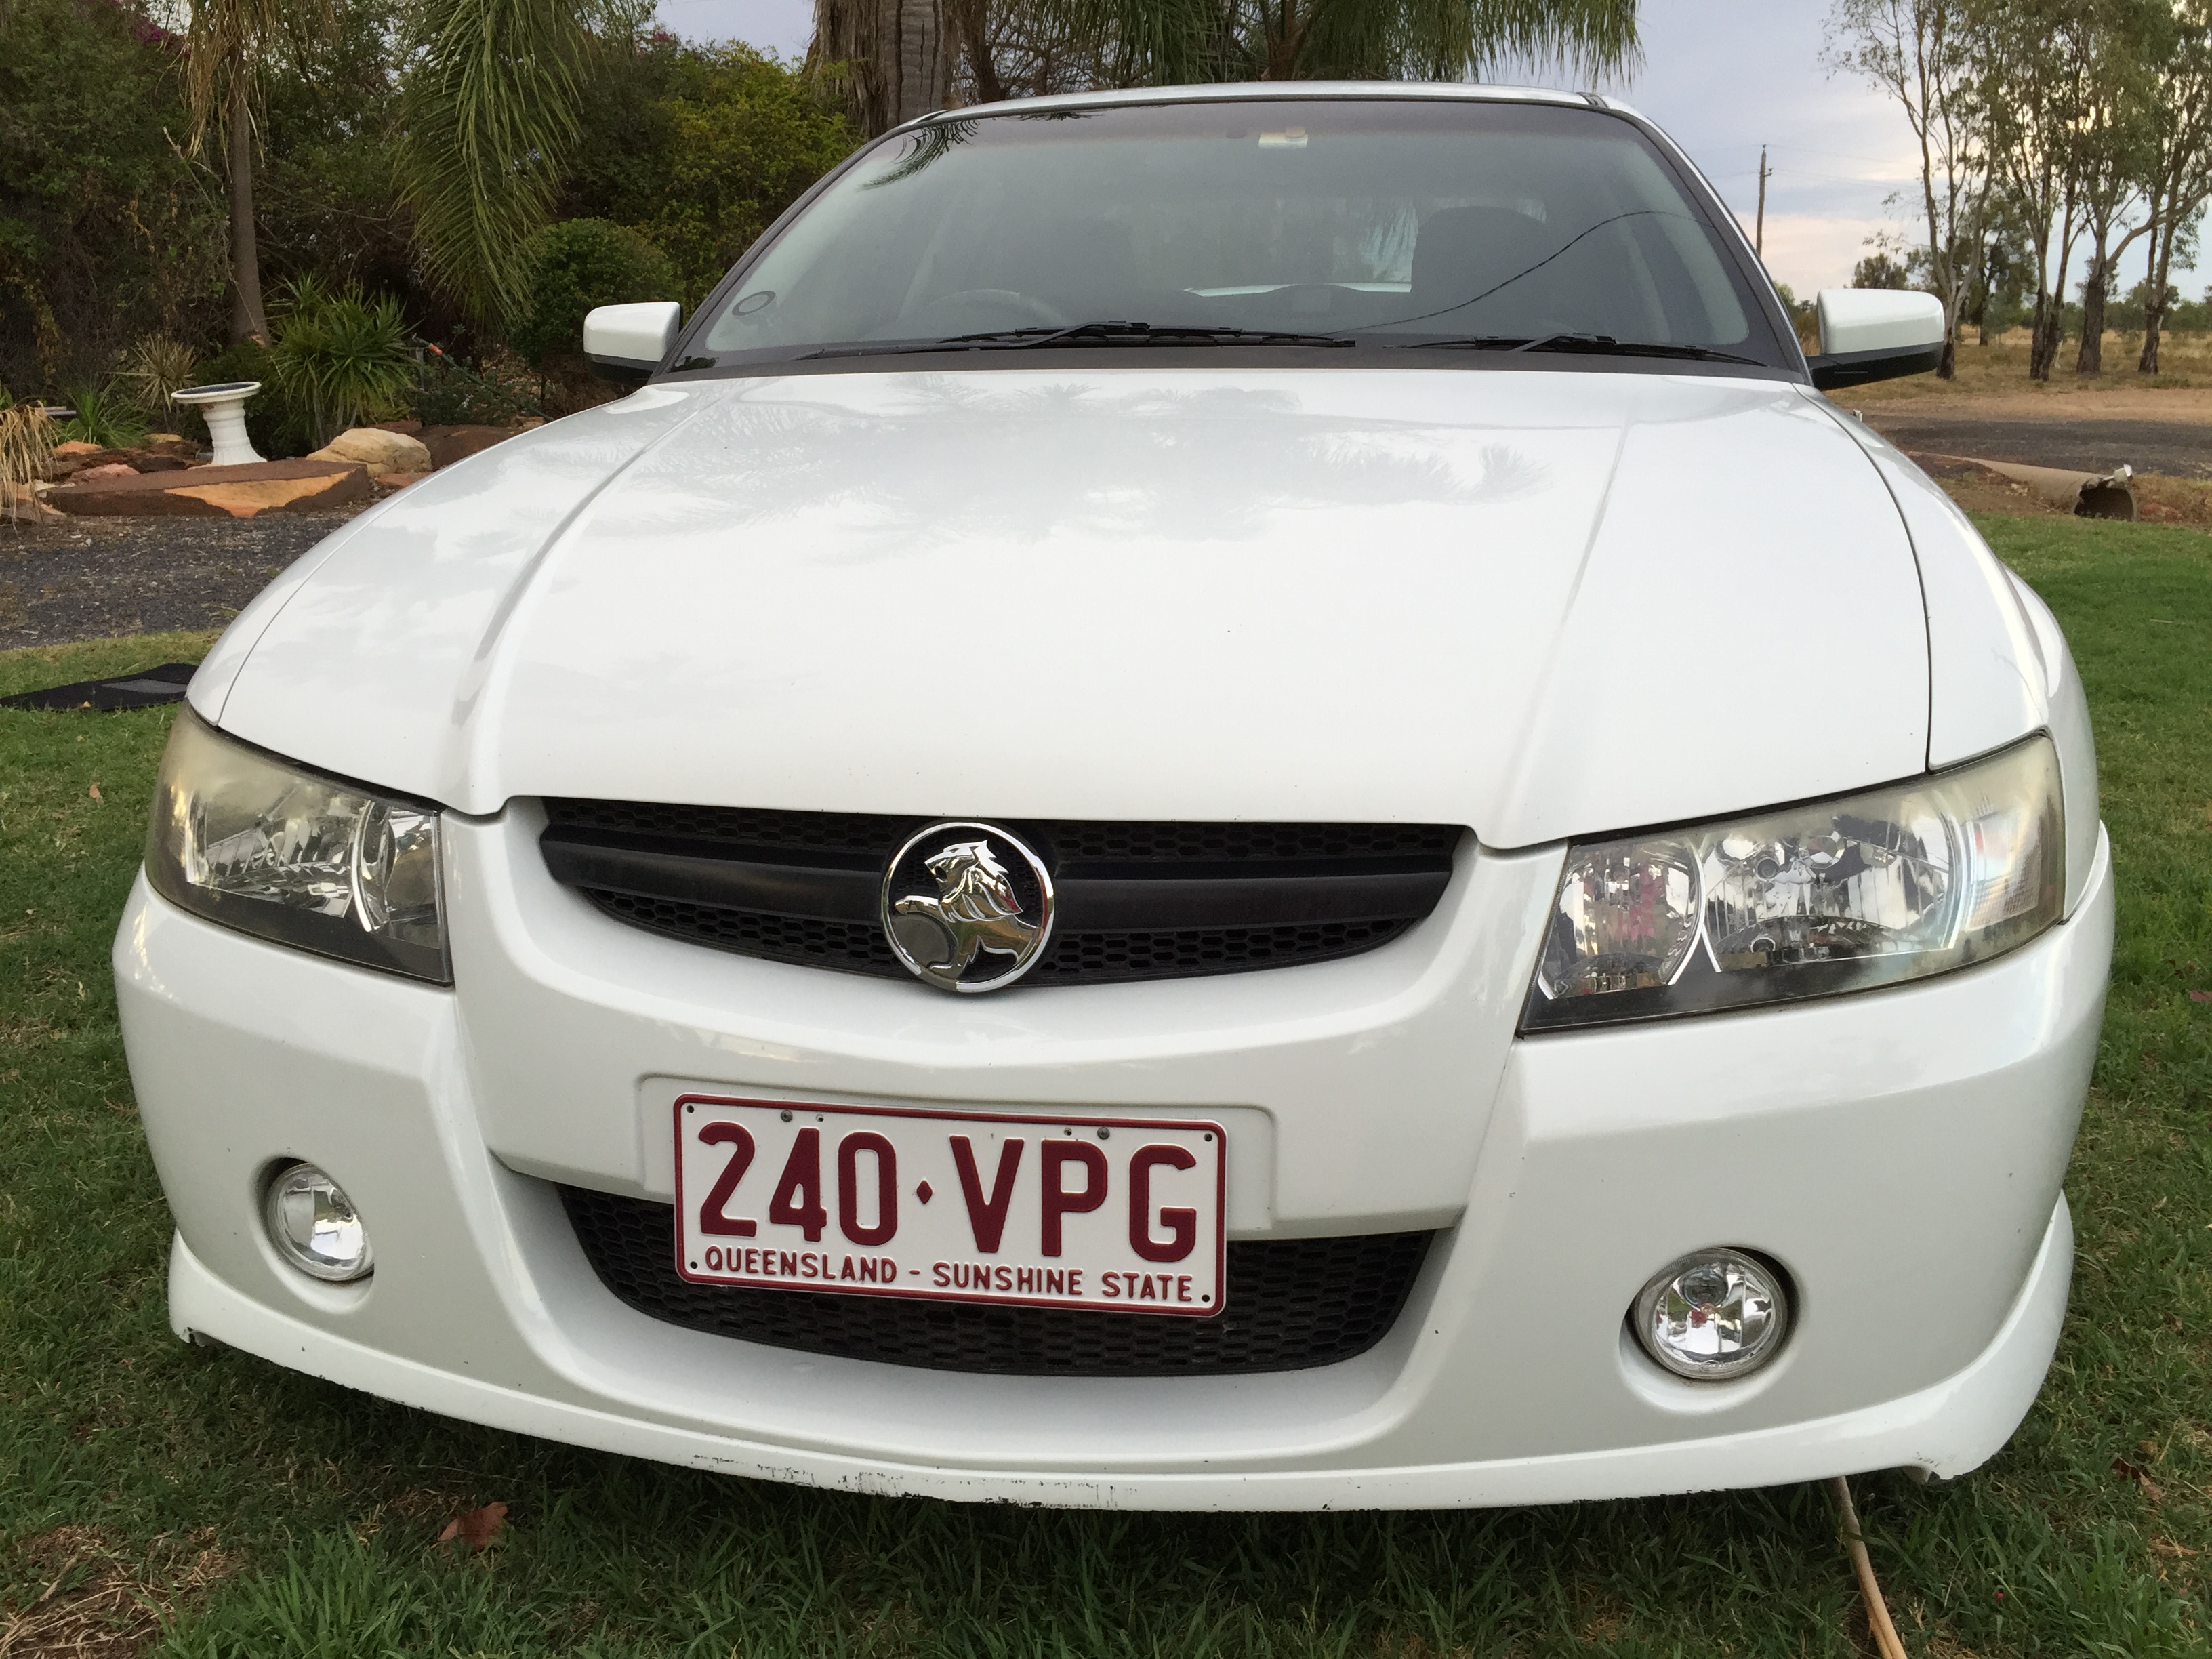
[673,1095,1226,1316]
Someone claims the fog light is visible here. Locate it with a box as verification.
[264,1164,373,1282]
[1633,1248,1788,1380]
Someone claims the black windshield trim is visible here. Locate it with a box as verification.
[656,346,1804,383]
[660,97,1810,386]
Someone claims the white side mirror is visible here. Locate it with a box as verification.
[583,301,682,382]
[1808,289,1944,389]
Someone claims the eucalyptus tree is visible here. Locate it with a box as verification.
[2133,0,2212,371]
[2068,0,2158,373]
[1827,0,1985,376]
[173,0,334,342]
[1974,0,2095,378]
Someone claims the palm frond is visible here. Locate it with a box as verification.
[400,0,589,322]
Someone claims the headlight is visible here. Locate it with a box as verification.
[146,710,449,982]
[1523,735,2062,1029]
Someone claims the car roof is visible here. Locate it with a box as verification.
[922,81,1647,126]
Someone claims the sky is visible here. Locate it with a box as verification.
[651,0,2182,301]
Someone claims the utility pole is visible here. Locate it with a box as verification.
[1755,146,1770,261]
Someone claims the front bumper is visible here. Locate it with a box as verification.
[116,820,2112,1511]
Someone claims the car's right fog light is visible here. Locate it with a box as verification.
[264,1163,373,1282]
[1633,1248,1788,1380]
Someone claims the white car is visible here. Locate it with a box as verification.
[116,83,2112,1511]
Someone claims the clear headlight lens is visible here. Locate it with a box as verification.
[1524,735,2062,1029]
[146,711,449,982]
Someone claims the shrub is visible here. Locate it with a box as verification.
[58,381,148,449]
[510,219,676,367]
[0,389,60,499]
[270,277,418,447]
[119,335,203,419]
[410,343,541,426]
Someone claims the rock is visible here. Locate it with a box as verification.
[73,462,141,484]
[416,424,515,469]
[373,471,428,492]
[51,440,103,459]
[308,426,434,479]
[46,458,371,518]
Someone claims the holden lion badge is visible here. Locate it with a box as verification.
[881,821,1055,993]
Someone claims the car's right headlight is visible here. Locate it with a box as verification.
[1522,735,2064,1030]
[145,710,449,983]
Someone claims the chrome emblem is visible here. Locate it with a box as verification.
[881,821,1054,994]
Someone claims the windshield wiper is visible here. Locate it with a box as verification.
[1401,333,1765,365]
[804,321,1355,359]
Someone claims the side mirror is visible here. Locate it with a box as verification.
[583,301,683,384]
[1805,289,1944,390]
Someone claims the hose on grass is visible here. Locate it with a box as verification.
[1828,1474,1910,1659]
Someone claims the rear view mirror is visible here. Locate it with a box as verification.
[1805,289,1944,390]
[583,302,683,384]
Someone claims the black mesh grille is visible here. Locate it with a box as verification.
[592,890,903,972]
[543,801,1461,987]
[560,1187,1433,1376]
[1025,920,1416,981]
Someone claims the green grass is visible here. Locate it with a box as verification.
[1,516,2208,1657]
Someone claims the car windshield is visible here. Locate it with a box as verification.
[692,98,1782,368]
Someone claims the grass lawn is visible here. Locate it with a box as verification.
[1,516,2209,1658]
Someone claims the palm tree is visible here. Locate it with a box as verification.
[821,0,1642,136]
[398,0,590,323]
[180,0,330,342]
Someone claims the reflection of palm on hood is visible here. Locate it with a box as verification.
[188,367,1931,847]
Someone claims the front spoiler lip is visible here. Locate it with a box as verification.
[167,1193,2072,1511]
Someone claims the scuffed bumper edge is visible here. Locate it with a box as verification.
[170,1191,2071,1511]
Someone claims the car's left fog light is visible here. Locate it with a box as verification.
[1633,1248,1788,1380]
[264,1163,373,1282]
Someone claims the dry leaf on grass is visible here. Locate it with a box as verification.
[436,1502,508,1553]
[2112,1455,2167,1503]
[86,784,100,802]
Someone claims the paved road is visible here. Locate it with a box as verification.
[1856,410,2212,478]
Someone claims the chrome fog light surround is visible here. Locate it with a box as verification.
[1632,1248,1789,1381]
[264,1163,373,1282]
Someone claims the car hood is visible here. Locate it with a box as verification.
[197,367,1932,848]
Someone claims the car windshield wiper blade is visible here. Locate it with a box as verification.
[1401,332,1765,365]
[804,321,1355,359]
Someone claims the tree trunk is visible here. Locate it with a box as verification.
[811,0,950,138]
[226,64,268,344]
[2076,244,2106,375]
[2139,215,2169,375]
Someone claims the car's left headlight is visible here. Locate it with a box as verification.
[1523,735,2062,1030]
[146,710,449,983]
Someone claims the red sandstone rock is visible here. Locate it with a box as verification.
[47,458,371,518]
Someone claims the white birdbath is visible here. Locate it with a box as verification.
[171,381,266,468]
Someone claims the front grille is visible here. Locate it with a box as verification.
[561,1187,1433,1376]
[540,801,1461,986]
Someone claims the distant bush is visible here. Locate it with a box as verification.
[510,220,677,367]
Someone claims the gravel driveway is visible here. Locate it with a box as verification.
[0,510,363,651]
